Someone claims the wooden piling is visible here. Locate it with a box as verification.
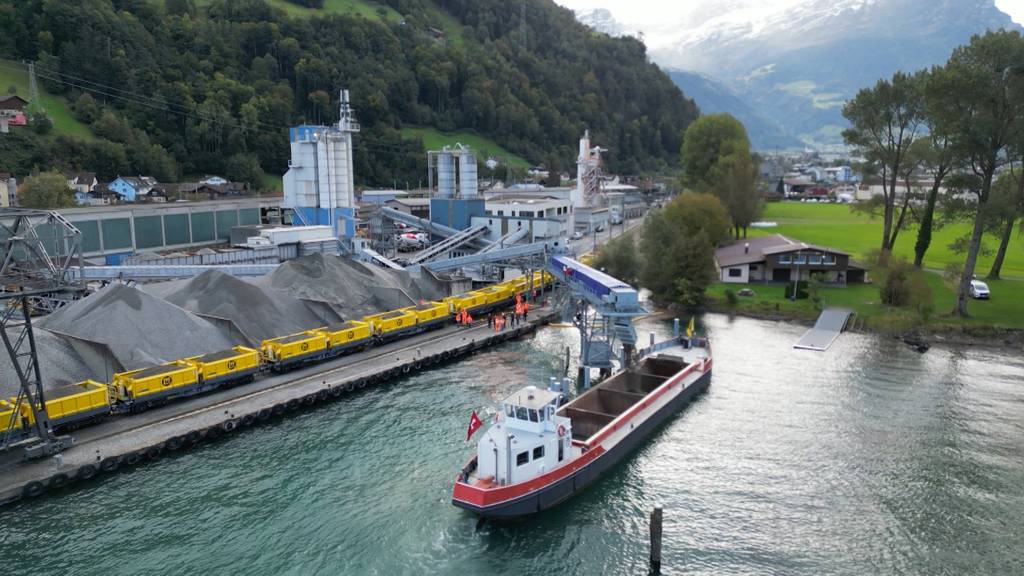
[650,505,663,573]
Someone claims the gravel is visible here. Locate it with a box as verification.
[144,270,324,344]
[38,283,236,371]
[0,327,96,396]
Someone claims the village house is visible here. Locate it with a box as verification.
[715,234,866,285]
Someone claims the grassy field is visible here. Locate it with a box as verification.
[0,59,95,141]
[751,202,1024,279]
[400,127,530,169]
[707,273,1024,330]
[261,173,283,193]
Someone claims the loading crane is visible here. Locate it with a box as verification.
[546,255,644,388]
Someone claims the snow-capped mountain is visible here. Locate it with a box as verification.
[574,8,629,37]
[565,0,1023,149]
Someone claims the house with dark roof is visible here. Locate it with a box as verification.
[107,175,159,202]
[715,234,866,285]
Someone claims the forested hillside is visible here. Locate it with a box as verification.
[0,0,698,188]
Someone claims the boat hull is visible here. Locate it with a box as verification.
[453,368,711,518]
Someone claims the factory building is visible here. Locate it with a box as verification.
[427,145,485,231]
[283,90,360,237]
[473,196,573,243]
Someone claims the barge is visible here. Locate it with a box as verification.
[452,338,712,518]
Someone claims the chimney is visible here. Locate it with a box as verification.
[744,242,750,254]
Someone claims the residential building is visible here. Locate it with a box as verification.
[107,175,159,202]
[715,234,866,285]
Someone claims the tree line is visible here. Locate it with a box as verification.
[0,0,698,188]
[843,30,1024,317]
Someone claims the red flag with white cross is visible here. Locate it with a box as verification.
[466,410,483,441]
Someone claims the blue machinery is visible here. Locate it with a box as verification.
[547,255,644,388]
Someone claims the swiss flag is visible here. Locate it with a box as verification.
[466,410,483,441]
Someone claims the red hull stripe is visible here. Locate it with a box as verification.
[452,445,606,508]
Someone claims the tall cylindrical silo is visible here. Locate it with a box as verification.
[458,152,478,198]
[436,151,455,198]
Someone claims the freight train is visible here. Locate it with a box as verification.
[1,271,554,444]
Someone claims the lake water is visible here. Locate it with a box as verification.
[3,314,1023,575]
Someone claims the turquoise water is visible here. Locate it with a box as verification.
[3,315,1024,575]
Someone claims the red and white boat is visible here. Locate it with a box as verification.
[452,337,712,518]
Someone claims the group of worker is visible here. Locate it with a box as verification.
[484,296,530,332]
[455,309,474,325]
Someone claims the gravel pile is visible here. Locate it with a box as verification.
[38,283,235,371]
[254,254,447,320]
[145,270,323,343]
[0,327,95,396]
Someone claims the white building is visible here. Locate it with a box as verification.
[283,89,360,237]
[473,196,573,242]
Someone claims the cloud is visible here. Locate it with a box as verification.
[994,0,1024,25]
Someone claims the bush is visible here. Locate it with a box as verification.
[724,288,738,305]
[878,257,934,321]
[784,280,809,300]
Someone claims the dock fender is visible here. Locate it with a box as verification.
[285,399,300,411]
[441,350,451,360]
[76,464,97,481]
[241,414,256,427]
[302,394,317,406]
[165,436,184,451]
[48,472,70,489]
[358,378,368,389]
[402,364,412,374]
[205,427,222,440]
[145,445,163,460]
[272,404,286,416]
[257,408,271,420]
[413,360,422,370]
[346,382,355,392]
[99,457,119,472]
[185,430,202,444]
[330,386,344,398]
[222,420,238,433]
[23,481,46,498]
[316,390,329,402]
[125,451,142,465]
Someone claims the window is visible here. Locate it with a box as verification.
[516,451,529,466]
[794,254,807,265]
[533,446,544,460]
[505,405,514,418]
[528,409,538,423]
[515,406,527,420]
[808,254,822,265]
[728,268,743,278]
[779,254,792,264]
[823,254,837,265]
[558,440,564,462]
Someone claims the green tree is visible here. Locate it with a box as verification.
[985,169,1023,279]
[926,30,1024,316]
[842,70,925,254]
[73,92,100,124]
[593,234,640,287]
[224,152,265,191]
[19,171,75,208]
[640,193,729,307]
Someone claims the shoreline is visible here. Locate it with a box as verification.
[645,303,1024,351]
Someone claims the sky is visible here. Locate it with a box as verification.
[555,0,1024,27]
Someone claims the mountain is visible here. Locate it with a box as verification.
[569,0,1024,149]
[0,0,698,186]
[574,8,628,36]
[665,70,804,150]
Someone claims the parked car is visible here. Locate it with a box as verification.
[970,279,990,299]
[571,230,584,240]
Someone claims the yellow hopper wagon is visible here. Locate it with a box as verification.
[261,331,330,372]
[0,399,27,441]
[186,346,260,389]
[363,308,419,342]
[450,292,487,315]
[409,302,449,330]
[30,380,111,431]
[321,320,372,355]
[110,363,201,413]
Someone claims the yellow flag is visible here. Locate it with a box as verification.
[686,316,695,338]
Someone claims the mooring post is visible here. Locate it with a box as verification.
[649,506,663,574]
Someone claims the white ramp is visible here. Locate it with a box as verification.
[794,308,853,351]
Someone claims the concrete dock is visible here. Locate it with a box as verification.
[0,308,558,507]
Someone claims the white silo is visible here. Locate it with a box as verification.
[458,150,478,198]
[436,149,456,198]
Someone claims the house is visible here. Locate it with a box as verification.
[0,95,26,112]
[715,234,866,285]
[66,172,98,204]
[823,166,854,183]
[527,166,550,180]
[107,176,159,202]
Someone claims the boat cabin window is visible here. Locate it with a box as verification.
[528,409,538,423]
[558,441,564,462]
[505,405,514,418]
[533,446,544,460]
[515,406,528,421]
[516,451,529,466]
